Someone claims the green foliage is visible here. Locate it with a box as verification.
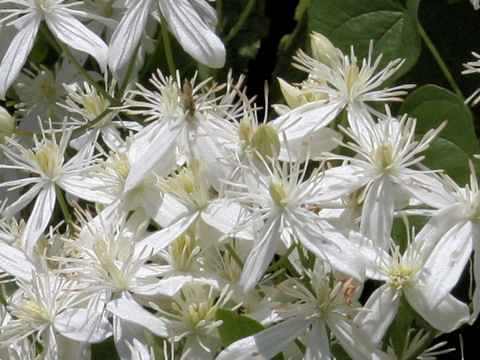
[307,0,421,80]
[215,308,285,360]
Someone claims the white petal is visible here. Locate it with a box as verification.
[353,284,399,346]
[107,297,169,337]
[2,181,43,218]
[21,185,56,256]
[108,0,152,72]
[421,221,473,309]
[360,178,394,251]
[132,275,192,296]
[473,239,480,320]
[125,122,181,192]
[216,315,311,360]
[0,14,40,99]
[113,314,149,360]
[58,175,112,204]
[55,308,112,343]
[159,0,225,68]
[327,317,391,360]
[46,10,108,70]
[136,211,199,255]
[201,199,252,239]
[304,320,330,360]
[270,100,343,140]
[0,241,34,281]
[238,216,281,292]
[406,289,470,332]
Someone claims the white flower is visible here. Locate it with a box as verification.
[471,0,480,10]
[108,0,225,72]
[0,125,95,255]
[326,113,449,249]
[216,265,389,360]
[270,36,414,146]
[0,0,108,99]
[226,152,366,292]
[0,269,112,358]
[352,232,469,338]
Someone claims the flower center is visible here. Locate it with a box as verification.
[371,143,394,172]
[29,140,62,179]
[269,181,289,208]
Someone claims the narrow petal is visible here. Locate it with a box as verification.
[21,185,56,256]
[216,315,311,360]
[406,289,470,333]
[0,241,34,281]
[55,308,112,343]
[159,0,225,68]
[360,178,395,251]
[136,212,199,255]
[200,199,253,239]
[125,122,181,192]
[421,221,473,309]
[327,317,391,360]
[107,297,169,337]
[46,10,108,70]
[304,320,330,360]
[353,284,399,346]
[108,0,151,72]
[238,216,281,292]
[0,14,40,99]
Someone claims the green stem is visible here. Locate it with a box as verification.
[418,23,464,100]
[55,185,75,235]
[216,0,223,33]
[224,0,256,43]
[118,42,141,97]
[72,108,111,134]
[225,243,244,268]
[161,15,176,76]
[266,243,296,273]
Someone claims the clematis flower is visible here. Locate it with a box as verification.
[216,264,390,360]
[0,125,96,256]
[108,0,225,72]
[0,0,109,99]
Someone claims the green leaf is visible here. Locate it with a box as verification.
[400,85,479,155]
[307,0,421,79]
[419,136,471,185]
[215,308,284,360]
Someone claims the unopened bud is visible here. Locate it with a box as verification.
[310,32,338,65]
[251,124,280,159]
[0,106,14,141]
[278,77,307,109]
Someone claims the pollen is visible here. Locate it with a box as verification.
[29,140,62,179]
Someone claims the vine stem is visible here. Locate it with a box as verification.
[418,23,464,100]
[160,15,176,76]
[55,185,75,235]
[224,0,256,43]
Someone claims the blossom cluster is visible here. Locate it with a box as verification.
[0,1,479,359]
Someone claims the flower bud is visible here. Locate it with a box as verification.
[0,106,14,142]
[278,77,307,109]
[310,32,338,65]
[251,124,280,159]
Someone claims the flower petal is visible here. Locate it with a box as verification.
[45,10,108,70]
[55,308,112,343]
[159,0,225,68]
[0,14,40,99]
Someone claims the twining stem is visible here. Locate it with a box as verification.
[73,108,111,134]
[161,15,176,76]
[224,0,256,43]
[13,128,34,138]
[418,23,464,100]
[216,0,223,33]
[55,185,75,235]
